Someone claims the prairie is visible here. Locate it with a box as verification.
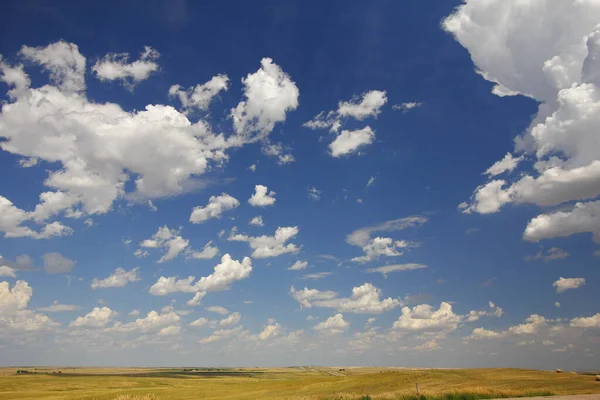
[0,367,599,400]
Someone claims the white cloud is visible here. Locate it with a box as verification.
[205,306,229,315]
[525,247,570,262]
[553,277,586,293]
[147,200,158,212]
[0,266,16,278]
[308,187,321,201]
[229,226,299,258]
[37,301,80,312]
[231,57,299,140]
[20,40,86,93]
[555,302,561,308]
[199,326,243,344]
[189,193,240,224]
[186,241,219,260]
[258,319,282,340]
[393,302,462,333]
[92,46,160,87]
[329,126,375,157]
[0,196,73,239]
[248,164,257,172]
[570,313,600,328]
[337,91,387,120]
[483,153,523,177]
[261,142,295,165]
[169,74,229,112]
[249,216,264,227]
[446,1,600,240]
[111,310,180,333]
[366,263,427,277]
[524,201,600,244]
[70,307,117,328]
[91,267,140,289]
[0,45,300,235]
[291,282,400,314]
[467,314,547,340]
[313,313,349,334]
[158,325,181,336]
[367,176,375,187]
[347,216,428,247]
[288,260,308,271]
[465,302,504,322]
[351,237,417,263]
[134,249,149,258]
[248,185,276,207]
[42,252,76,274]
[129,309,140,317]
[140,226,189,263]
[149,254,252,305]
[189,317,210,328]
[219,312,241,327]
[392,102,422,113]
[300,272,332,280]
[0,280,57,332]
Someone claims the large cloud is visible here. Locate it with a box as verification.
[445,0,600,242]
[0,42,298,238]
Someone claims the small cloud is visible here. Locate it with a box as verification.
[481,277,496,287]
[367,176,375,187]
[84,218,94,227]
[392,102,422,113]
[42,252,76,274]
[300,272,332,280]
[356,198,363,204]
[525,247,569,262]
[248,164,257,172]
[134,249,149,258]
[308,187,321,201]
[465,227,480,235]
[436,279,446,285]
[148,200,158,212]
[244,300,253,304]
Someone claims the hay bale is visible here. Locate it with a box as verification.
[595,375,600,382]
[556,369,563,373]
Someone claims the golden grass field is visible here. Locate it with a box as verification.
[0,367,599,400]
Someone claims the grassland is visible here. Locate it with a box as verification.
[0,367,599,400]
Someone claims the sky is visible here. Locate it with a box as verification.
[0,0,599,369]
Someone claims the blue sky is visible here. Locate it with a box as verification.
[0,0,599,368]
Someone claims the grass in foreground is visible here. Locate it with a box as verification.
[0,367,598,400]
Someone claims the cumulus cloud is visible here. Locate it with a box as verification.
[189,193,240,224]
[288,260,308,271]
[140,226,189,263]
[149,254,252,305]
[467,314,547,340]
[219,312,241,327]
[351,237,417,263]
[169,74,229,112]
[186,241,219,260]
[0,266,16,278]
[570,313,600,328]
[261,142,295,165]
[248,185,276,207]
[0,44,297,238]
[42,252,76,274]
[91,267,140,289]
[303,90,386,156]
[393,302,462,333]
[258,319,282,340]
[189,317,210,328]
[110,310,180,334]
[446,0,600,242]
[199,326,244,344]
[231,57,299,141]
[313,313,349,334]
[92,46,160,87]
[524,201,600,244]
[553,277,586,293]
[0,280,57,332]
[249,216,264,227]
[228,226,299,258]
[290,282,400,314]
[70,307,117,328]
[329,126,375,158]
[366,263,427,277]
